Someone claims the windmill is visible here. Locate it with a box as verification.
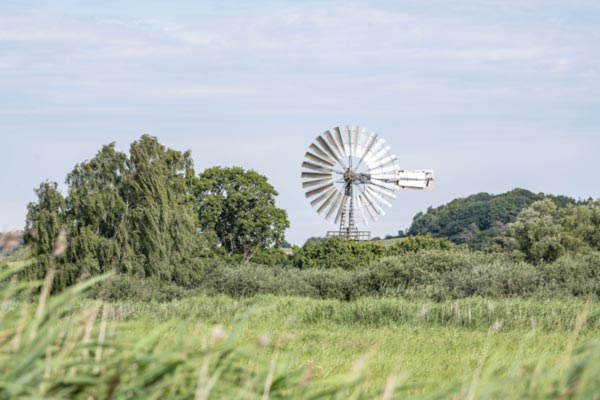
[301,126,434,240]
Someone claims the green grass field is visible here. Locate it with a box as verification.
[104,295,597,397]
[3,261,600,398]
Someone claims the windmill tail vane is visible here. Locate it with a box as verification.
[301,126,434,240]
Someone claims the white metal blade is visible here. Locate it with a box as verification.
[302,178,331,188]
[317,190,339,213]
[325,193,344,220]
[309,143,336,164]
[302,161,333,174]
[305,183,334,198]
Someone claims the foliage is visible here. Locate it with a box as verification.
[194,166,289,261]
[22,182,66,281]
[386,235,454,254]
[407,188,577,250]
[249,247,288,267]
[93,250,600,302]
[3,264,600,399]
[289,237,386,269]
[24,136,201,289]
[504,199,600,263]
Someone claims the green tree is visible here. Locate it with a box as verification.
[505,199,600,263]
[407,188,577,250]
[126,135,199,281]
[24,135,203,289]
[194,167,289,261]
[65,143,130,277]
[23,182,66,281]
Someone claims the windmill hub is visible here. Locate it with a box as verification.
[302,126,434,240]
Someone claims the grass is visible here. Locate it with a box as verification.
[2,260,600,398]
[102,295,597,396]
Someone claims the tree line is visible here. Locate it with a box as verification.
[23,135,289,289]
[18,134,600,296]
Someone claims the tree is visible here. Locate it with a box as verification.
[65,143,130,276]
[126,135,199,281]
[194,167,289,261]
[505,199,600,263]
[24,181,66,262]
[24,135,203,289]
[406,188,577,250]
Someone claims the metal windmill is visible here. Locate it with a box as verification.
[301,126,434,240]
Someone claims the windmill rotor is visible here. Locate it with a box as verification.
[301,125,434,240]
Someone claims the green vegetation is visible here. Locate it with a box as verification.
[195,166,289,261]
[12,134,600,398]
[2,263,600,399]
[406,188,578,249]
[504,199,600,263]
[86,250,600,302]
[22,136,288,290]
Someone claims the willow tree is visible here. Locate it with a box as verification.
[25,135,201,288]
[65,143,131,277]
[23,181,66,281]
[125,135,198,281]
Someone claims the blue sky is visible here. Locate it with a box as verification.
[1,0,599,244]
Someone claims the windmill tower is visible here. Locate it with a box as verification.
[301,126,434,240]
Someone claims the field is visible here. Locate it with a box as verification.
[112,295,597,396]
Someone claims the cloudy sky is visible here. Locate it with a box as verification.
[1,0,599,244]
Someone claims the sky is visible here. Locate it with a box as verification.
[1,0,599,245]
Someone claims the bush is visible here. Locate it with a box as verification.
[289,237,385,269]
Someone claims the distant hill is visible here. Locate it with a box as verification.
[405,189,577,250]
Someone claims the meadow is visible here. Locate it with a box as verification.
[2,260,600,399]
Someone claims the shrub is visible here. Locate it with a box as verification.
[289,237,385,269]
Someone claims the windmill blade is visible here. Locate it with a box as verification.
[368,183,397,199]
[309,143,336,164]
[371,174,398,188]
[370,164,399,175]
[370,142,391,161]
[325,192,344,220]
[302,178,331,188]
[366,186,392,208]
[311,187,336,207]
[355,193,368,225]
[333,127,347,158]
[351,126,359,158]
[305,183,334,198]
[301,171,331,179]
[356,128,368,159]
[301,161,333,174]
[305,151,335,167]
[352,128,368,157]
[364,142,390,167]
[316,190,339,214]
[358,193,377,222]
[316,136,341,163]
[345,126,353,158]
[369,154,398,171]
[356,132,376,160]
[334,194,348,225]
[324,130,346,163]
[355,133,378,169]
[363,190,385,217]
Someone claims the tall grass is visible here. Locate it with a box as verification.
[2,261,600,398]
